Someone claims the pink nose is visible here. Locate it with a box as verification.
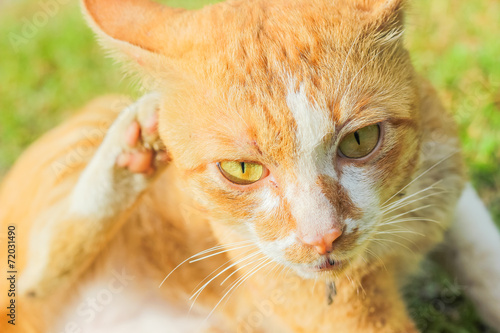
[299,229,343,255]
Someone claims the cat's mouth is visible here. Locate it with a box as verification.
[290,256,352,280]
[310,257,344,272]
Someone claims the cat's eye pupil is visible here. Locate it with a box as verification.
[354,131,361,145]
[338,124,380,159]
[241,162,245,173]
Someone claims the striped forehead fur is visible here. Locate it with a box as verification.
[284,81,342,241]
[286,80,333,156]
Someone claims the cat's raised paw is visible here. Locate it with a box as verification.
[115,95,169,175]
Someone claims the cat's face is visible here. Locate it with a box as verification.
[85,0,421,279]
[155,1,421,279]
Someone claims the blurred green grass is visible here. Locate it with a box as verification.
[0,0,499,331]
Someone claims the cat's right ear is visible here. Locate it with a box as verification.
[82,0,189,84]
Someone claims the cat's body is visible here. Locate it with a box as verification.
[0,90,452,333]
[1,0,500,332]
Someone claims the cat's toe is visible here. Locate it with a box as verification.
[136,94,161,145]
[142,110,159,136]
[116,150,155,174]
[125,120,141,147]
[128,150,155,174]
[116,100,167,175]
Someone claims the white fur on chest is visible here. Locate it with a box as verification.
[54,272,212,333]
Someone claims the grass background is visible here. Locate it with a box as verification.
[0,0,498,331]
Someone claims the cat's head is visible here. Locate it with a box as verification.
[84,0,421,279]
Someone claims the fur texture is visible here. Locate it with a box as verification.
[0,0,498,332]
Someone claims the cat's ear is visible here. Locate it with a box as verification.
[354,0,406,45]
[362,0,406,30]
[82,0,188,83]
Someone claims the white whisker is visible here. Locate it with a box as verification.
[378,217,442,227]
[333,31,362,104]
[341,47,387,106]
[363,247,387,271]
[381,151,459,206]
[218,253,265,286]
[189,243,256,263]
[204,258,273,323]
[382,204,434,224]
[383,233,419,247]
[369,237,416,255]
[381,190,447,216]
[189,252,264,312]
[381,179,443,209]
[312,276,319,295]
[374,229,425,237]
[158,240,253,288]
[189,249,256,298]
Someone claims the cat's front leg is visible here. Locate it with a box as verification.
[20,93,169,298]
[69,92,168,218]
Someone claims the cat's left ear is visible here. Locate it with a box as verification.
[81,0,191,84]
[362,0,406,30]
[353,0,407,46]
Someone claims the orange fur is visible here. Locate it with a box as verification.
[0,0,477,332]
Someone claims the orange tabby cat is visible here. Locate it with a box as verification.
[1,0,500,332]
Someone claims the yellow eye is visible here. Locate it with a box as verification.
[339,124,380,159]
[218,161,264,185]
